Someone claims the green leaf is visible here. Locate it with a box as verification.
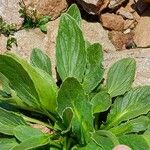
[143,129,150,147]
[39,25,47,33]
[67,4,81,25]
[92,130,119,150]
[14,125,45,142]
[119,135,149,150]
[91,91,111,114]
[38,16,51,26]
[31,48,52,75]
[106,58,136,97]
[0,53,58,114]
[109,116,150,136]
[105,86,150,129]
[56,14,86,82]
[0,108,26,135]
[12,135,50,150]
[0,138,18,150]
[83,43,104,94]
[57,78,93,144]
[79,141,101,150]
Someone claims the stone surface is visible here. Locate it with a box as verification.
[134,9,150,47]
[117,7,134,20]
[23,0,68,20]
[0,35,7,53]
[101,13,125,31]
[108,0,126,9]
[76,0,109,14]
[104,48,150,86]
[82,20,116,52]
[0,0,23,28]
[124,20,135,30]
[109,31,134,50]
[136,0,150,14]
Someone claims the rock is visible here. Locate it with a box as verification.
[104,48,150,86]
[76,0,110,14]
[101,13,125,31]
[0,35,7,53]
[109,31,134,50]
[134,9,150,47]
[135,0,149,14]
[82,20,116,52]
[124,0,136,13]
[124,20,135,30]
[144,0,150,3]
[132,11,141,22]
[0,0,23,28]
[23,0,68,20]
[117,7,134,20]
[108,0,126,9]
[123,29,131,34]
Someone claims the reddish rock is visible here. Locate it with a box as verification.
[23,0,68,20]
[108,0,127,9]
[109,31,134,50]
[124,0,136,13]
[117,7,134,20]
[76,0,110,14]
[124,20,135,30]
[134,9,150,47]
[100,13,125,31]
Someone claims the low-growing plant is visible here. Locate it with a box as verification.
[0,16,18,50]
[0,4,150,150]
[19,1,51,33]
[0,16,17,37]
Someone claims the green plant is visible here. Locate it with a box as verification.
[0,4,150,150]
[0,16,18,50]
[19,1,51,33]
[0,16,17,37]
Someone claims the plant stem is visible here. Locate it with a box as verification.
[22,114,55,130]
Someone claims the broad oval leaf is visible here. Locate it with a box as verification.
[0,108,26,135]
[56,14,86,82]
[119,135,149,150]
[57,78,94,144]
[106,58,136,97]
[14,125,45,142]
[67,4,81,25]
[105,86,150,129]
[0,53,58,114]
[30,48,52,75]
[12,135,50,150]
[109,116,150,136]
[79,141,101,150]
[92,130,119,150]
[0,138,18,150]
[91,91,111,114]
[83,43,104,94]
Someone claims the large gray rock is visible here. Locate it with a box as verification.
[0,0,23,28]
[104,48,150,86]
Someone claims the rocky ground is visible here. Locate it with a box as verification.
[0,0,150,86]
